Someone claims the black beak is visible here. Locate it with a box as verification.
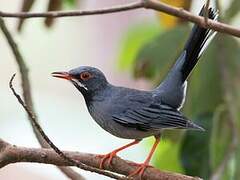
[51,71,72,80]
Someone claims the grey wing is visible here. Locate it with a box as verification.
[112,103,204,131]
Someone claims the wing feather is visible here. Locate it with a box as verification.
[112,103,203,131]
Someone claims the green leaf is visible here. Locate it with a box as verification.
[180,113,213,179]
[210,105,230,169]
[216,36,240,79]
[183,36,240,179]
[133,24,189,79]
[235,82,240,179]
[203,35,240,180]
[213,36,240,180]
[185,34,240,116]
[210,105,234,180]
[235,144,240,179]
[118,22,161,71]
[63,0,77,8]
[184,41,223,116]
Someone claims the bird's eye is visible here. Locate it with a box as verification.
[80,72,92,81]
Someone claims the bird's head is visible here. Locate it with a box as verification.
[52,66,108,99]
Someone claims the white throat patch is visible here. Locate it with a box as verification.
[72,79,88,91]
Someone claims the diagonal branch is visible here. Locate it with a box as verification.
[9,73,125,180]
[144,0,240,38]
[0,0,240,37]
[0,17,85,180]
[0,138,202,180]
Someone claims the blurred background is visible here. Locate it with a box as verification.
[0,0,239,179]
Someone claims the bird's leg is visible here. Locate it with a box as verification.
[129,136,160,179]
[97,139,140,169]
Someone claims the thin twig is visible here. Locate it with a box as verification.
[0,1,144,18]
[9,74,126,180]
[0,138,202,180]
[0,17,85,180]
[0,0,240,37]
[144,0,240,38]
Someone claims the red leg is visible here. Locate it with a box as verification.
[129,137,160,179]
[97,139,140,169]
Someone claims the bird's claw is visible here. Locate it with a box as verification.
[128,163,149,179]
[96,151,117,169]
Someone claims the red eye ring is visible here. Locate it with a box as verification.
[80,72,92,81]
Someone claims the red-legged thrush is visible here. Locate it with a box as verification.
[52,6,218,178]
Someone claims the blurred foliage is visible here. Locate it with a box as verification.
[17,0,35,31]
[45,0,63,27]
[63,0,77,7]
[158,0,191,29]
[235,78,240,179]
[210,104,234,180]
[17,0,79,32]
[184,41,223,116]
[118,22,161,71]
[225,0,240,21]
[118,0,240,179]
[134,25,189,79]
[181,113,213,179]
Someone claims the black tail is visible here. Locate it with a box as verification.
[181,6,218,82]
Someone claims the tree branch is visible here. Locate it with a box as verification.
[0,0,240,38]
[0,138,201,180]
[144,0,240,38]
[0,17,85,180]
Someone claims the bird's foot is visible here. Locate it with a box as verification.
[128,163,150,179]
[96,151,117,169]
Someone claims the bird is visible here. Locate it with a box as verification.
[52,5,218,179]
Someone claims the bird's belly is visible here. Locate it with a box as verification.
[106,123,159,139]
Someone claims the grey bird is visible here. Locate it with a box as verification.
[52,6,218,178]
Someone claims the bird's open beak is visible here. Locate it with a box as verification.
[51,71,72,80]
